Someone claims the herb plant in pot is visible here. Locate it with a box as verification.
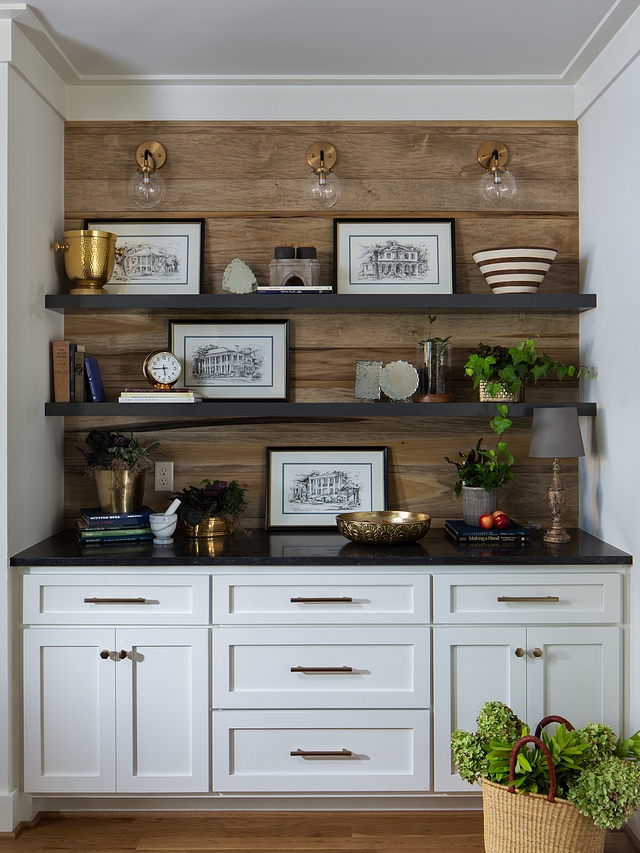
[464,339,590,402]
[451,701,640,853]
[445,405,514,525]
[171,479,247,538]
[78,429,161,514]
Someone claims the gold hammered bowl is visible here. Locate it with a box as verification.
[336,511,431,545]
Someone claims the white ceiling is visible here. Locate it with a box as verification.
[12,0,640,86]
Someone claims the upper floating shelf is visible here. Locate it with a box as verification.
[44,293,597,314]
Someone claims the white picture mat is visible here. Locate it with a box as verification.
[335,220,454,294]
[170,321,289,400]
[267,448,387,528]
[87,220,202,294]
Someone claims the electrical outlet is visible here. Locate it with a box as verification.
[155,461,174,491]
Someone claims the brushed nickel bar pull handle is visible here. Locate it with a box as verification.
[497,596,560,603]
[290,596,354,603]
[84,597,150,604]
[290,749,353,758]
[291,666,354,673]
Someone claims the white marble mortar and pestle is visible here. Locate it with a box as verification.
[149,498,181,545]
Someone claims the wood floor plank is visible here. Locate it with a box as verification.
[0,812,635,853]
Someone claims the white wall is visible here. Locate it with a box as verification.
[578,35,640,838]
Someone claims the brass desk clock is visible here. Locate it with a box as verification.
[142,351,182,390]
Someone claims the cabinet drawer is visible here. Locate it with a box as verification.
[433,572,622,624]
[213,709,431,792]
[23,575,210,625]
[213,626,430,709]
[213,574,430,624]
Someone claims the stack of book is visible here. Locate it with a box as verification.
[51,341,106,403]
[118,388,203,403]
[76,506,156,546]
[444,519,532,548]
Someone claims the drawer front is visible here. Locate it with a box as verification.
[433,572,622,624]
[213,626,431,709]
[23,575,210,625]
[213,709,431,792]
[213,574,430,624]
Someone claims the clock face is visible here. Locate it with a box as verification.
[143,351,182,388]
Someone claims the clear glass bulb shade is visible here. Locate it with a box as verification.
[304,171,341,209]
[128,169,166,209]
[479,169,517,208]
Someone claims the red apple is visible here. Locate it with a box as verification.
[494,513,510,529]
[479,514,494,529]
[492,510,505,518]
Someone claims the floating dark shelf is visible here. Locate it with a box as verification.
[44,293,597,314]
[44,401,597,419]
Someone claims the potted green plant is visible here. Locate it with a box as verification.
[171,478,247,537]
[464,338,590,401]
[445,404,514,524]
[451,701,640,852]
[78,429,161,514]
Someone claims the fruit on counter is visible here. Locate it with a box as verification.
[479,513,494,529]
[493,512,510,529]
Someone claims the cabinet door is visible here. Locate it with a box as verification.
[115,627,209,793]
[526,626,622,733]
[23,628,116,793]
[432,626,527,792]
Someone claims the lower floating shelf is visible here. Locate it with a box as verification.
[44,402,598,419]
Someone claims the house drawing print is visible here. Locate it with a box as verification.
[188,341,267,386]
[288,469,363,510]
[112,238,188,283]
[357,239,430,281]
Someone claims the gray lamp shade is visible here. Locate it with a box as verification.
[529,407,585,458]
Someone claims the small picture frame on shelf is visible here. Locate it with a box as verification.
[334,218,455,295]
[169,319,290,401]
[84,219,204,295]
[265,446,388,529]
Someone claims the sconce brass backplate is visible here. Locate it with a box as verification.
[477,140,508,171]
[306,141,337,172]
[135,141,167,170]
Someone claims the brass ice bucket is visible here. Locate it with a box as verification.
[54,229,121,295]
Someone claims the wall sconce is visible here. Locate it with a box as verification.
[477,140,518,208]
[128,141,167,209]
[529,407,585,544]
[305,142,341,209]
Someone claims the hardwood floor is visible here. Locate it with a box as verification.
[0,812,637,852]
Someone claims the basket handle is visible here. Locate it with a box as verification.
[534,715,574,739]
[508,735,556,803]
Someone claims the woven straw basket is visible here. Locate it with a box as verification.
[482,722,606,853]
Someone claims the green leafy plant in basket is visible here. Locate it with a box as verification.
[464,338,591,398]
[451,701,640,830]
[445,404,514,495]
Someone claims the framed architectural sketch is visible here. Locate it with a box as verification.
[85,219,204,294]
[334,218,455,295]
[265,446,388,529]
[169,319,290,400]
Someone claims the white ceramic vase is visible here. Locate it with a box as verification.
[462,485,498,526]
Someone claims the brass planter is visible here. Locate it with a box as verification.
[94,469,146,514]
[54,229,121,295]
[181,517,229,538]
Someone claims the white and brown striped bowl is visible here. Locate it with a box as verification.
[472,247,558,294]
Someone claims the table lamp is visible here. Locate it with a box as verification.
[529,407,585,544]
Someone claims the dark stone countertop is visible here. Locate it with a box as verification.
[10,528,633,568]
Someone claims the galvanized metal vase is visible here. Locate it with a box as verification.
[462,485,498,526]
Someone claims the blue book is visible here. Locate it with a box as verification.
[80,505,156,527]
[84,356,106,402]
[445,518,531,543]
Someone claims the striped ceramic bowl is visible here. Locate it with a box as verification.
[472,247,558,294]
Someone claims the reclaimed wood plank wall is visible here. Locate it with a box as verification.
[62,121,581,529]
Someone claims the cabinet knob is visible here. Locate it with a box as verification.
[514,647,525,657]
[533,647,543,658]
[119,649,131,660]
[99,649,111,660]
